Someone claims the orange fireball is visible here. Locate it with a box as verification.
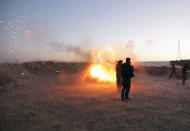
[88,47,117,83]
[90,63,116,82]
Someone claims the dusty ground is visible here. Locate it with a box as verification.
[0,63,190,131]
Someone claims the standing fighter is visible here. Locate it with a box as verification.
[121,58,134,101]
[168,64,178,79]
[182,63,190,85]
[116,60,123,91]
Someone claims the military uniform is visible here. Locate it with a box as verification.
[168,64,178,79]
[182,64,189,84]
[116,61,123,90]
[121,59,134,101]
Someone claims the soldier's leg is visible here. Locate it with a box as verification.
[121,82,127,101]
[125,79,131,99]
[116,75,119,87]
[168,73,173,79]
[119,76,123,90]
[121,88,125,101]
[174,72,178,79]
[182,74,186,85]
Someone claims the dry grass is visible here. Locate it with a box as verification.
[0,63,190,131]
[0,71,14,86]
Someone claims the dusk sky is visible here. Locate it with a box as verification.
[0,0,190,63]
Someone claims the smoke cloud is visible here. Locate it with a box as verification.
[49,42,90,61]
[145,39,155,47]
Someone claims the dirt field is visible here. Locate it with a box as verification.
[0,63,190,131]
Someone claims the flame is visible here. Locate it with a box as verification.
[88,47,116,83]
[90,63,116,82]
[82,45,138,83]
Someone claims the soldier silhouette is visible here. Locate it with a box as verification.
[121,57,134,101]
[116,60,123,91]
[168,64,178,79]
[182,63,190,85]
